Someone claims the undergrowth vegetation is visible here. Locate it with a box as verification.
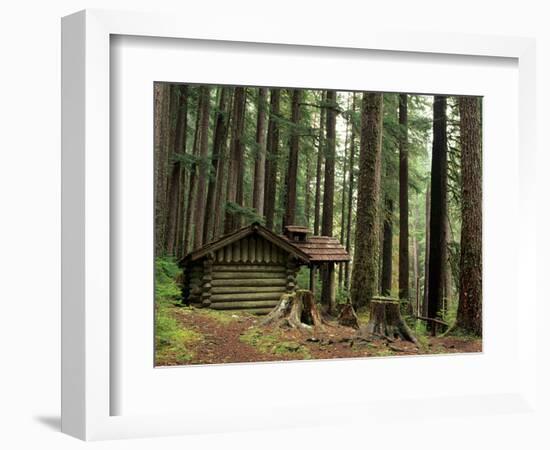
[155,257,202,364]
[240,327,312,359]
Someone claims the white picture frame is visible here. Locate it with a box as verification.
[61,9,538,441]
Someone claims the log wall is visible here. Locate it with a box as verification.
[185,235,300,314]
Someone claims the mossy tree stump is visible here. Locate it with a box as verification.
[359,297,417,344]
[337,303,360,329]
[261,289,331,333]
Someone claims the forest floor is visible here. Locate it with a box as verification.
[155,301,482,366]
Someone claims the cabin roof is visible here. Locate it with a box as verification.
[284,225,310,234]
[179,223,310,265]
[281,235,351,262]
[180,222,351,265]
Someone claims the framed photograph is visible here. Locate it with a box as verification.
[61,9,537,441]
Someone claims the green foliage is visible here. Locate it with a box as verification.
[155,257,182,301]
[155,300,202,363]
[225,202,265,225]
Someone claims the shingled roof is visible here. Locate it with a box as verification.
[281,235,351,263]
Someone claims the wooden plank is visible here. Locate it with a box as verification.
[212,286,287,294]
[210,292,284,302]
[249,236,256,262]
[213,271,286,279]
[211,278,287,287]
[225,243,232,263]
[210,300,280,310]
[213,264,286,272]
[233,241,240,262]
[241,237,248,262]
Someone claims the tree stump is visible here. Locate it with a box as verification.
[337,303,360,329]
[359,298,417,343]
[261,289,331,332]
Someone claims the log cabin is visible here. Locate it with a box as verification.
[179,223,350,314]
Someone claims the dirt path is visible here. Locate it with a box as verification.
[167,308,303,365]
[159,306,482,366]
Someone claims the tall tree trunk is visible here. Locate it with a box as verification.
[192,87,211,250]
[422,183,431,317]
[339,103,350,290]
[381,198,393,296]
[398,94,410,307]
[351,93,384,309]
[224,87,247,233]
[427,96,448,333]
[344,94,357,291]
[443,218,453,312]
[264,89,281,230]
[313,91,326,236]
[165,85,188,256]
[321,90,337,313]
[412,207,419,313]
[154,83,171,257]
[304,153,312,225]
[455,96,482,336]
[283,89,302,229]
[252,88,268,216]
[183,91,204,255]
[212,90,234,239]
[204,87,230,243]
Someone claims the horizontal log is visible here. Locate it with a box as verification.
[212,278,286,287]
[209,300,280,310]
[213,264,286,272]
[213,271,286,280]
[212,286,287,294]
[210,292,285,302]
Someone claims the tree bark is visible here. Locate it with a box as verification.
[381,198,393,296]
[359,298,417,343]
[264,89,281,230]
[344,94,357,291]
[422,183,431,317]
[398,94,410,306]
[252,88,268,216]
[313,92,326,236]
[154,83,171,256]
[204,87,230,243]
[262,290,332,333]
[351,93,384,309]
[321,90,337,313]
[183,90,204,255]
[224,87,247,233]
[455,96,482,336]
[283,89,302,229]
[339,101,350,290]
[212,89,234,239]
[165,85,188,256]
[192,86,211,250]
[427,96,448,334]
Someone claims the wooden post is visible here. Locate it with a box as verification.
[309,264,316,296]
[328,262,336,314]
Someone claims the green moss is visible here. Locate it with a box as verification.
[194,308,242,324]
[155,301,202,363]
[374,348,395,357]
[355,308,370,324]
[240,327,311,359]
